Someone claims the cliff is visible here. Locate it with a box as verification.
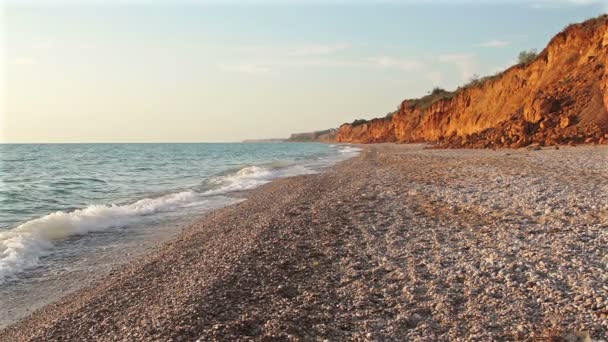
[288,129,337,142]
[336,15,608,148]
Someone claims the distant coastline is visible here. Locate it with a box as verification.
[241,139,286,143]
[243,128,338,143]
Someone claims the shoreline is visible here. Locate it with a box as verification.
[2,144,607,340]
[0,143,355,329]
[0,213,200,330]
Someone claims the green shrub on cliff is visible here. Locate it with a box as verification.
[464,74,481,88]
[351,119,369,127]
[518,49,538,65]
[411,87,455,109]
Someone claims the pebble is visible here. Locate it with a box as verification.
[2,144,607,341]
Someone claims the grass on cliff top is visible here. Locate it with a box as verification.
[408,48,539,109]
[341,14,608,128]
[409,87,456,110]
[347,48,547,124]
[346,88,457,126]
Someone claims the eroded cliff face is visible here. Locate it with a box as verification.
[336,118,396,143]
[336,15,608,147]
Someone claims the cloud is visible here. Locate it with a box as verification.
[529,0,605,9]
[218,58,364,74]
[284,58,364,68]
[219,56,422,74]
[477,40,511,48]
[220,43,355,73]
[439,53,476,81]
[219,63,271,74]
[554,0,602,4]
[371,56,422,71]
[219,43,426,75]
[288,43,351,56]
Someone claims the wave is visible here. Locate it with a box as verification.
[50,178,107,187]
[205,165,280,195]
[204,164,317,196]
[0,160,328,283]
[0,191,197,284]
[339,146,363,154]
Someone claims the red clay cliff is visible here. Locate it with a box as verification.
[335,15,608,148]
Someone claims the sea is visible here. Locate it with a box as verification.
[0,142,360,327]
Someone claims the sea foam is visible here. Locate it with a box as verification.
[0,160,328,283]
[0,191,197,284]
[206,166,273,194]
[205,164,316,195]
[339,146,363,154]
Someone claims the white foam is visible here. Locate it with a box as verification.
[204,164,318,196]
[0,191,196,284]
[0,159,328,283]
[205,166,273,195]
[277,164,317,177]
[339,146,363,154]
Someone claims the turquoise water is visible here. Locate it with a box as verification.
[0,143,358,285]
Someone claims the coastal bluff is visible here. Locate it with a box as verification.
[332,15,608,148]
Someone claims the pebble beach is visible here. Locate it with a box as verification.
[1,144,607,341]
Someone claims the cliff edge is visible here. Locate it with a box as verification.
[336,15,608,148]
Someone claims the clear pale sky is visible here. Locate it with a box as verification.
[1,0,606,143]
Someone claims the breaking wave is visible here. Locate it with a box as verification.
[339,146,362,154]
[205,164,316,195]
[0,146,350,284]
[205,166,273,195]
[0,191,197,284]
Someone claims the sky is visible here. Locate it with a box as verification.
[1,0,607,143]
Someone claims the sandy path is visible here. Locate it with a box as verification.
[1,144,607,341]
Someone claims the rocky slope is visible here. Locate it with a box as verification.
[335,15,608,148]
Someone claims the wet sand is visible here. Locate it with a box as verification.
[1,144,607,341]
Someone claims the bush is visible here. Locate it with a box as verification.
[518,49,538,65]
[410,87,455,109]
[351,119,368,126]
[430,87,446,95]
[464,74,481,88]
